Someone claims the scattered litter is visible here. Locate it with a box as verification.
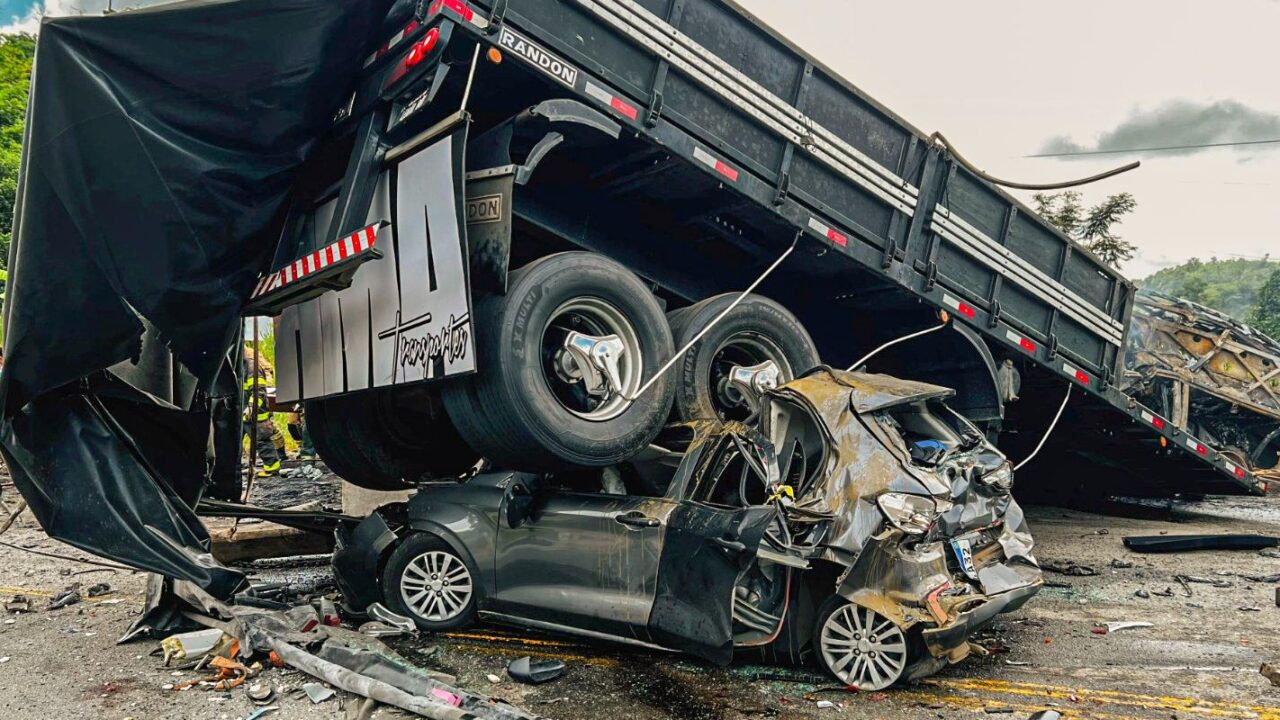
[1261,548,1280,559]
[97,598,124,605]
[1152,587,1174,597]
[1005,661,1030,666]
[1029,712,1062,720]
[486,674,502,684]
[507,656,566,685]
[1095,621,1153,634]
[1134,589,1150,599]
[48,586,81,610]
[366,603,417,634]
[4,595,31,613]
[1239,606,1262,612]
[1175,576,1194,597]
[1240,573,1280,583]
[1179,575,1233,588]
[431,689,463,707]
[246,683,275,704]
[1262,663,1280,687]
[1109,559,1134,569]
[303,683,336,704]
[84,582,112,597]
[244,707,279,720]
[815,700,835,709]
[357,621,406,638]
[0,656,9,663]
[983,708,1014,714]
[161,628,228,664]
[1041,561,1098,576]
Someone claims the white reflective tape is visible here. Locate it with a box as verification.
[344,236,356,256]
[1005,329,1022,345]
[692,146,718,171]
[584,81,613,106]
[317,249,329,269]
[807,217,829,236]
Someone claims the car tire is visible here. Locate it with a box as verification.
[380,533,477,632]
[442,252,676,471]
[667,293,819,422]
[812,597,913,690]
[305,387,479,491]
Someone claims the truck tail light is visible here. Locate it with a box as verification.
[406,28,441,68]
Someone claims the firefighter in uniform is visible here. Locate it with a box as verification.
[243,346,286,477]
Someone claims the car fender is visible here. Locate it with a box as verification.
[405,501,500,605]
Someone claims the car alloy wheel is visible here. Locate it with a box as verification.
[399,550,473,623]
[818,602,909,690]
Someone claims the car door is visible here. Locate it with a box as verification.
[493,485,678,642]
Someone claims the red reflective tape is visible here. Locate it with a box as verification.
[957,302,976,319]
[1234,466,1247,479]
[827,228,848,247]
[364,225,377,247]
[1064,363,1089,385]
[610,97,638,120]
[1152,416,1165,430]
[1076,371,1090,385]
[326,246,336,265]
[714,160,739,182]
[439,0,473,21]
[1020,338,1037,353]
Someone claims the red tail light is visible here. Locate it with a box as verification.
[406,28,441,67]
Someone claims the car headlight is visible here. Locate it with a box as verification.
[979,463,1013,490]
[877,493,939,535]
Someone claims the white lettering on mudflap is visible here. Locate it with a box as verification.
[498,28,579,88]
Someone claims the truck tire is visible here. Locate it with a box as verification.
[305,387,479,491]
[668,293,820,422]
[442,252,676,470]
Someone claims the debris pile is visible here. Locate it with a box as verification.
[128,577,535,720]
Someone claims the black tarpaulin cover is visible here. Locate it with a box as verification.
[0,0,393,597]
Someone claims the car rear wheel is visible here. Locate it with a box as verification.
[442,252,676,470]
[667,293,819,422]
[381,533,477,632]
[813,597,912,690]
[305,387,480,491]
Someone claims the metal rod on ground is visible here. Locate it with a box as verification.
[0,499,26,537]
[1014,384,1073,471]
[622,236,798,402]
[847,319,950,372]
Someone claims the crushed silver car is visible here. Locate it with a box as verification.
[332,368,1042,690]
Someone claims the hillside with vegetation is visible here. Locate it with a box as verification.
[1140,257,1279,323]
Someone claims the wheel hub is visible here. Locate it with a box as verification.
[559,331,627,399]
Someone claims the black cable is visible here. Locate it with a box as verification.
[930,132,1140,190]
[1029,137,1280,158]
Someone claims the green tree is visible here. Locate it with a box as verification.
[1180,275,1208,305]
[0,33,36,271]
[1249,268,1280,340]
[1032,190,1138,268]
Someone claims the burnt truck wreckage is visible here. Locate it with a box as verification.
[1123,291,1280,484]
[0,0,1275,655]
[332,369,1041,689]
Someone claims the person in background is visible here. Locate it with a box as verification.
[286,407,317,462]
[243,345,286,477]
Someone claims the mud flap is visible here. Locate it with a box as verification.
[647,503,775,665]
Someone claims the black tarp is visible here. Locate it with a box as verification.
[0,0,396,597]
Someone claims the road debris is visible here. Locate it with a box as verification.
[1124,534,1280,553]
[507,657,566,685]
[246,682,275,704]
[48,585,81,610]
[1178,575,1234,588]
[1263,663,1280,687]
[160,629,229,665]
[1109,559,1134,569]
[84,582,112,597]
[244,707,279,720]
[366,602,417,634]
[303,682,336,704]
[4,594,31,613]
[1094,621,1154,634]
[1041,561,1098,576]
[1134,589,1151,598]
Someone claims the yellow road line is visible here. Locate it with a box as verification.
[444,638,621,668]
[896,690,1142,720]
[927,678,1280,720]
[443,630,589,649]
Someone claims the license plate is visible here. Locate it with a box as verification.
[950,535,978,578]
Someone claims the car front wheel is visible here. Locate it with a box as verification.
[381,533,477,632]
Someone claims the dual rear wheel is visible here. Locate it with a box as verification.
[307,251,819,487]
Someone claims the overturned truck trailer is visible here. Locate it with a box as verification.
[0,0,1273,595]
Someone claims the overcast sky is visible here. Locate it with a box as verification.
[6,0,1279,279]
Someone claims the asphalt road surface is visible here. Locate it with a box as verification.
[1,486,1277,720]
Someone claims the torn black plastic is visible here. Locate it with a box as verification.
[0,0,394,596]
